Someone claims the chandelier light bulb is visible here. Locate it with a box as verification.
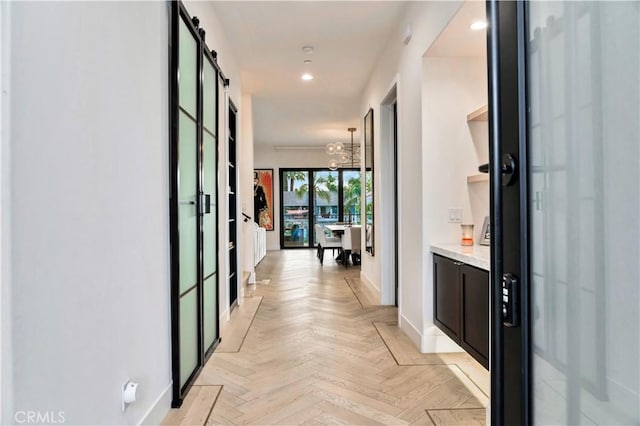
[328,159,339,171]
[339,153,350,163]
[334,142,345,153]
[325,143,336,155]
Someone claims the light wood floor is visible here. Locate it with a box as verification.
[163,250,489,425]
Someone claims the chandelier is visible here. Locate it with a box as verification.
[326,127,360,170]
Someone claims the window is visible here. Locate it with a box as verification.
[280,168,361,249]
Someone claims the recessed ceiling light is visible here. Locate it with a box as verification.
[304,59,312,64]
[302,46,314,55]
[470,21,488,30]
[301,73,314,81]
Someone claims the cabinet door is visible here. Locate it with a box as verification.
[461,264,489,368]
[433,254,461,341]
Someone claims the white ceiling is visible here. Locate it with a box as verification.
[425,1,486,58]
[211,1,409,147]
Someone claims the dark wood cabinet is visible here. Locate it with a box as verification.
[460,264,489,368]
[433,254,489,369]
[434,254,461,342]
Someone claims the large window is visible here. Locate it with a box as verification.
[280,168,361,249]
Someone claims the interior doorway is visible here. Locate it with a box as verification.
[380,84,398,306]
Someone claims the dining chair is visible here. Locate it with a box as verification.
[341,226,361,268]
[314,224,341,265]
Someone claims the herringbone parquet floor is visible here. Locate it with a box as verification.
[163,250,489,425]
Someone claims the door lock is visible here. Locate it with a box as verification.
[502,273,519,327]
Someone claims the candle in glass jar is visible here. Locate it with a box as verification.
[461,224,474,246]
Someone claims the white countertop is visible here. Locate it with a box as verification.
[430,243,491,271]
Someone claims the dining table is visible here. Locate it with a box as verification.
[324,224,361,236]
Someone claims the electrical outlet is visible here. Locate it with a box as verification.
[448,208,463,223]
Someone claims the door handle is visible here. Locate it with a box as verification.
[477,153,517,186]
[200,193,211,215]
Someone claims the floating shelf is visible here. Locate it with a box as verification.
[467,105,488,122]
[467,173,489,183]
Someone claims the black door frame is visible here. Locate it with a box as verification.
[393,101,399,307]
[487,0,531,424]
[279,167,361,249]
[168,0,228,408]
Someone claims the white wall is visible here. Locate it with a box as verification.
[9,2,170,424]
[358,1,463,349]
[0,1,12,422]
[254,145,329,250]
[5,1,246,423]
[240,94,255,282]
[422,56,488,350]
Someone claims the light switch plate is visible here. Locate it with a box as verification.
[448,208,463,223]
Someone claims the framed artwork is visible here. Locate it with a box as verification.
[480,216,490,246]
[254,169,274,231]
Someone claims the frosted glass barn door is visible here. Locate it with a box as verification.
[527,2,639,424]
[202,56,218,353]
[176,14,200,391]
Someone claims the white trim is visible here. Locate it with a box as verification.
[219,307,230,331]
[359,271,381,302]
[394,76,404,325]
[273,145,326,151]
[138,382,172,426]
[421,324,464,353]
[379,76,399,306]
[399,313,422,350]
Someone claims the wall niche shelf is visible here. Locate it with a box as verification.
[467,104,488,122]
[467,173,489,183]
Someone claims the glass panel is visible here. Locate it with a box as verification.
[179,18,197,116]
[178,111,197,293]
[203,132,217,277]
[179,289,198,387]
[312,170,339,245]
[528,2,639,425]
[342,170,361,224]
[282,171,309,247]
[203,59,216,134]
[203,275,217,350]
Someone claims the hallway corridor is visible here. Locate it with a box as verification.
[163,250,489,425]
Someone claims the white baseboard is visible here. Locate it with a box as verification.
[421,324,464,353]
[138,382,172,425]
[399,314,423,350]
[219,308,230,333]
[359,271,381,303]
[606,377,640,422]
